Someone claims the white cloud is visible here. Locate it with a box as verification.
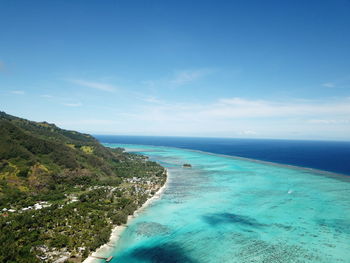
[63,102,82,107]
[239,130,258,135]
[58,119,116,125]
[40,94,53,98]
[201,97,350,119]
[140,95,163,104]
[113,97,350,139]
[69,79,117,92]
[322,82,336,88]
[170,69,212,85]
[139,68,215,91]
[124,97,350,123]
[52,95,350,140]
[308,119,349,124]
[11,90,25,95]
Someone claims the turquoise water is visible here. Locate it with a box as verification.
[106,144,350,263]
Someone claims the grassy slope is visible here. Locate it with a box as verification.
[1,111,140,206]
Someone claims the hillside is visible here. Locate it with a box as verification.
[0,112,166,262]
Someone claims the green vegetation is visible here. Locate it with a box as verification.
[0,111,166,262]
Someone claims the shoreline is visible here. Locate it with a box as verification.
[83,169,169,263]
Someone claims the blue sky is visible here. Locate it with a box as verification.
[1,0,350,140]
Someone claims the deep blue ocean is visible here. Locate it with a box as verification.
[95,135,350,176]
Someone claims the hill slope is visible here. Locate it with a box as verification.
[0,112,166,262]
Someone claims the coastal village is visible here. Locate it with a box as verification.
[1,146,166,263]
[1,170,166,263]
[1,176,162,213]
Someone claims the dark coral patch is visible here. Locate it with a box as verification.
[202,212,266,228]
[129,243,198,263]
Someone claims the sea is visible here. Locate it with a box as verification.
[94,135,350,263]
[96,135,350,176]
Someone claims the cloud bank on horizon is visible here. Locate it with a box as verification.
[1,0,350,140]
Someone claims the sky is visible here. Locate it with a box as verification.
[1,0,350,140]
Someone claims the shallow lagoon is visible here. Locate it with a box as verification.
[105,144,350,263]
